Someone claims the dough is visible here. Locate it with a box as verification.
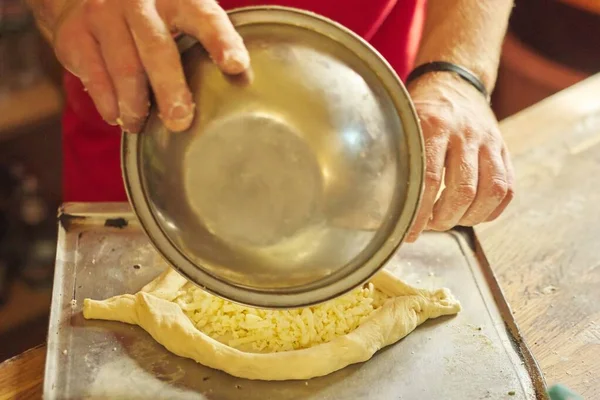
[83,268,460,381]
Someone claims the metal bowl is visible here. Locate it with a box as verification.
[122,6,424,308]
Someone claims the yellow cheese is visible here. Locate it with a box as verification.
[173,282,389,353]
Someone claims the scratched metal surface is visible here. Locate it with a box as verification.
[44,203,546,400]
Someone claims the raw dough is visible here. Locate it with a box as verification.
[83,268,460,381]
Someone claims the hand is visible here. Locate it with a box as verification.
[51,0,249,133]
[406,73,515,242]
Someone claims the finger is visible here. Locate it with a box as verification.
[165,0,249,74]
[459,145,508,226]
[54,18,118,124]
[406,133,448,243]
[125,1,194,132]
[485,147,515,222]
[428,139,478,231]
[88,5,149,133]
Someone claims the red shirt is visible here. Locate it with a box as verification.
[62,0,425,202]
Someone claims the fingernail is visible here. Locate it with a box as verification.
[117,98,149,133]
[221,48,250,75]
[164,103,195,132]
[114,117,127,131]
[119,117,143,134]
[170,103,193,119]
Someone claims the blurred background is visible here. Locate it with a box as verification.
[0,0,598,362]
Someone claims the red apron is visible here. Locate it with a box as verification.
[62,0,425,202]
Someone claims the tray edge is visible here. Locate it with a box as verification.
[450,228,549,400]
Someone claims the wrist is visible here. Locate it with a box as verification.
[414,54,495,94]
[407,71,491,109]
[415,1,511,94]
[406,61,490,103]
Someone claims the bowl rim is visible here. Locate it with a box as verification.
[121,5,425,308]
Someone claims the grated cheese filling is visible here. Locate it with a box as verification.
[172,282,390,353]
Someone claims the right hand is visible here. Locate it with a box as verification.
[50,0,249,133]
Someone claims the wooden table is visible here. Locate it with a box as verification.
[2,75,600,400]
[0,346,45,399]
[475,73,600,398]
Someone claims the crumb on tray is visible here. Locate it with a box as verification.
[541,285,558,294]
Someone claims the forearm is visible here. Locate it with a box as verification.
[415,0,513,92]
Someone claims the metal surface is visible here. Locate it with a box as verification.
[44,203,547,400]
[122,6,425,308]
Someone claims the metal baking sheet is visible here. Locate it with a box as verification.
[44,203,547,399]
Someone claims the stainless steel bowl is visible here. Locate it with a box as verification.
[122,6,424,308]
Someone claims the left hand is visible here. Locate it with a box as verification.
[406,73,515,242]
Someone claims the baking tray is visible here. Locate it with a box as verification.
[44,203,547,399]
